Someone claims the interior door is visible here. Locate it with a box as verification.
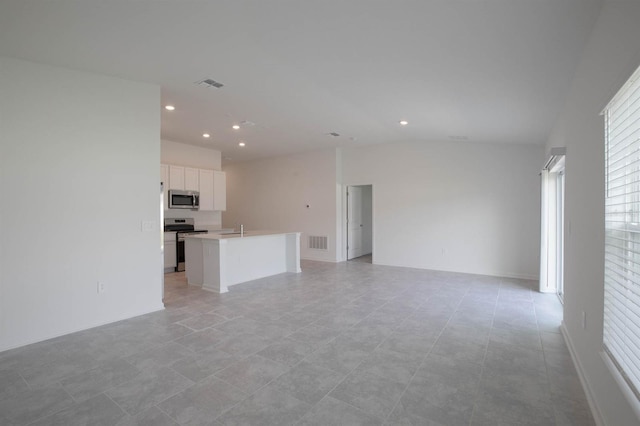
[347,186,364,259]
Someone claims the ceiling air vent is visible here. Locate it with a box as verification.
[196,78,224,89]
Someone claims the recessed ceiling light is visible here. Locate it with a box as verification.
[399,120,408,126]
[238,142,246,147]
[202,133,210,138]
[232,125,240,130]
[165,105,175,111]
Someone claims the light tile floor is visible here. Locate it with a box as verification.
[0,260,594,425]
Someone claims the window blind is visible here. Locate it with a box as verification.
[604,63,640,401]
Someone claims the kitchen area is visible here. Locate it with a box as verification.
[161,140,301,294]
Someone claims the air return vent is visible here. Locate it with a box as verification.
[308,235,328,250]
[196,78,224,89]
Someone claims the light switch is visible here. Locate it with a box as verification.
[141,220,156,232]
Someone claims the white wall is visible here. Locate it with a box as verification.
[545,1,640,424]
[223,149,339,262]
[161,139,221,170]
[341,141,543,279]
[0,57,163,352]
[161,139,222,227]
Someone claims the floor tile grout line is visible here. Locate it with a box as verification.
[381,282,469,425]
[18,372,31,392]
[102,392,132,422]
[538,294,563,426]
[154,402,182,425]
[24,385,79,426]
[466,279,502,426]
[275,280,428,424]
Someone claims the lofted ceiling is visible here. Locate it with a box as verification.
[0,0,602,163]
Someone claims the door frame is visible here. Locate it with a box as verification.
[341,184,374,262]
[539,154,565,296]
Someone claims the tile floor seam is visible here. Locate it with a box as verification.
[467,281,502,426]
[380,284,468,425]
[539,307,564,426]
[18,372,31,392]
[296,393,387,425]
[101,392,130,423]
[24,386,79,426]
[168,363,201,384]
[57,377,81,405]
[202,374,253,421]
[154,399,183,425]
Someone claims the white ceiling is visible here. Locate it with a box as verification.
[0,0,602,163]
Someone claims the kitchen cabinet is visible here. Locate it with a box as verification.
[185,232,301,292]
[199,169,214,211]
[168,165,185,190]
[161,163,226,211]
[164,232,177,271]
[213,170,226,211]
[198,169,226,211]
[184,167,199,191]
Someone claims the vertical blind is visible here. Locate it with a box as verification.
[604,63,640,401]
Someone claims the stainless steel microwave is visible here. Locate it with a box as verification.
[169,190,200,210]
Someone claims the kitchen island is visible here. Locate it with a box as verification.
[184,231,301,293]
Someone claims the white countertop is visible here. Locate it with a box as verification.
[184,230,300,240]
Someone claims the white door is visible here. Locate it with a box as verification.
[347,186,364,259]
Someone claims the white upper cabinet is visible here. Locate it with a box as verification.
[162,163,226,211]
[213,170,226,211]
[184,167,199,191]
[168,165,185,190]
[199,169,214,211]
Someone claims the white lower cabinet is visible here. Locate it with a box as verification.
[164,232,177,271]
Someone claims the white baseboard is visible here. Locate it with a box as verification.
[560,322,606,426]
[0,304,165,354]
[301,255,339,263]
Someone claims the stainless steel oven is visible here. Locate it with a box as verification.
[176,230,207,272]
[164,218,208,272]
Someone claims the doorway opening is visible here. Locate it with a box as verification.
[346,185,373,263]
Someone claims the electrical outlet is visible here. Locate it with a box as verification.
[582,311,587,329]
[97,281,106,294]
